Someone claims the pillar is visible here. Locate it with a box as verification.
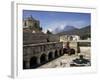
[61,48,63,55]
[37,57,40,64]
[46,55,48,61]
[52,51,55,58]
[77,42,80,53]
[57,50,60,56]
[25,60,30,69]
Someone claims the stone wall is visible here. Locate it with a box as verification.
[23,42,63,69]
[23,32,60,45]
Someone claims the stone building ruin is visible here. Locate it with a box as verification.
[23,16,63,69]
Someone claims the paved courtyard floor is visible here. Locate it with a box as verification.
[38,47,91,68]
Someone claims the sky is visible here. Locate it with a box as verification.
[23,10,91,33]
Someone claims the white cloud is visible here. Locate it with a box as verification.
[48,28,53,32]
[43,29,47,33]
[43,27,53,33]
[43,20,88,33]
[42,20,87,33]
[42,20,69,33]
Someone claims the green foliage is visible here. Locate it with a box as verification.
[46,30,52,34]
[39,27,42,31]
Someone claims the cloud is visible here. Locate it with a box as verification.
[43,27,54,33]
[42,20,87,33]
[42,20,69,33]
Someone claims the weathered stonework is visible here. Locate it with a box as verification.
[23,16,63,69]
[23,42,63,69]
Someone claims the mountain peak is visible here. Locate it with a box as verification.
[57,25,91,37]
[63,25,77,31]
[53,25,77,34]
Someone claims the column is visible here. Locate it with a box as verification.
[52,51,55,58]
[25,60,30,69]
[77,42,80,53]
[46,55,48,61]
[37,57,40,65]
[60,49,63,55]
[57,50,60,56]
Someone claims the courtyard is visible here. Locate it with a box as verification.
[38,47,91,68]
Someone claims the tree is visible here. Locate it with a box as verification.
[39,27,42,31]
[46,30,52,34]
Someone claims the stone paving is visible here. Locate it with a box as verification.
[38,47,91,68]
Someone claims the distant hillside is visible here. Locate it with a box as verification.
[63,25,77,32]
[57,25,91,39]
[53,25,77,34]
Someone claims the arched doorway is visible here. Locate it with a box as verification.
[30,56,38,68]
[48,52,53,61]
[40,54,47,64]
[55,50,58,58]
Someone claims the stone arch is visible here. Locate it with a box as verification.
[40,54,47,64]
[48,52,53,61]
[55,50,58,58]
[30,56,38,68]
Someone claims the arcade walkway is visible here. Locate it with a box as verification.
[38,47,90,68]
